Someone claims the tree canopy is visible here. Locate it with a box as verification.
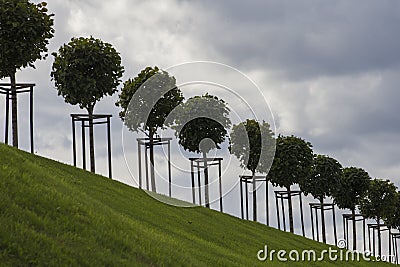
[229,119,275,174]
[51,36,124,112]
[332,167,371,211]
[173,94,231,154]
[116,66,184,135]
[0,0,54,78]
[300,154,342,201]
[268,135,313,189]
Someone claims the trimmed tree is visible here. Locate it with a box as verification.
[299,154,343,243]
[332,167,371,250]
[385,191,400,231]
[0,0,54,147]
[173,94,231,208]
[269,135,313,233]
[51,36,124,173]
[359,178,397,256]
[116,66,184,192]
[229,119,275,221]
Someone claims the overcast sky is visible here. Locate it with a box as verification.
[2,0,400,250]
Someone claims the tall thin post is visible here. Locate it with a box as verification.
[191,160,195,204]
[168,140,172,197]
[332,206,337,245]
[5,91,9,144]
[266,179,269,226]
[275,192,281,230]
[245,180,249,220]
[310,205,315,240]
[29,86,34,153]
[240,178,244,219]
[197,161,202,206]
[107,116,112,179]
[81,120,86,170]
[218,159,223,212]
[145,146,149,190]
[281,194,286,231]
[72,117,76,167]
[299,193,305,237]
[138,140,142,189]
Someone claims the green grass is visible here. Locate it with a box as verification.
[0,143,393,266]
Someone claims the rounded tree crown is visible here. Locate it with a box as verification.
[51,36,124,111]
[0,0,54,77]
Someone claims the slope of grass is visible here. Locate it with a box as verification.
[0,144,392,266]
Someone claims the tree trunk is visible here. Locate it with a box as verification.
[287,186,294,233]
[149,128,156,192]
[87,106,95,173]
[320,197,326,243]
[10,73,18,148]
[203,151,210,208]
[377,216,382,256]
[352,208,357,250]
[252,170,257,221]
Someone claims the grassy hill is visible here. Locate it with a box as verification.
[0,143,392,266]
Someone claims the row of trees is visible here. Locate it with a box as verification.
[2,1,400,257]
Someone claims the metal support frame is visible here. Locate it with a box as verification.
[190,157,223,212]
[367,223,392,259]
[274,190,306,237]
[137,137,172,196]
[391,232,400,264]
[342,214,366,251]
[239,175,269,225]
[71,114,112,179]
[0,83,35,153]
[309,203,337,245]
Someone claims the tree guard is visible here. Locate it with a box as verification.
[274,190,305,237]
[190,157,223,212]
[137,137,172,196]
[71,114,112,179]
[391,232,400,264]
[342,213,366,251]
[367,223,392,258]
[239,175,269,225]
[0,83,34,153]
[309,203,337,245]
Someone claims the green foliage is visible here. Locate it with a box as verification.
[385,191,400,230]
[0,0,54,77]
[229,119,275,174]
[359,178,397,222]
[299,154,343,201]
[116,66,184,134]
[173,94,231,154]
[332,167,371,211]
[51,36,124,111]
[0,143,386,266]
[268,135,313,189]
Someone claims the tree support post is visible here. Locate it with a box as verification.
[71,114,112,178]
[309,203,338,245]
[274,190,306,237]
[342,214,366,250]
[189,157,223,212]
[1,83,35,153]
[137,137,172,196]
[239,175,269,225]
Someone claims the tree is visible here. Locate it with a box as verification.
[332,167,370,250]
[51,36,124,173]
[229,119,275,221]
[359,179,397,256]
[173,94,231,207]
[384,191,400,230]
[0,0,54,147]
[299,154,343,243]
[268,135,313,233]
[116,66,184,192]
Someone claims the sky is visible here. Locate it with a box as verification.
[2,0,400,252]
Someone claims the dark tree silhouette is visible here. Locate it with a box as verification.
[116,66,184,192]
[173,94,231,207]
[0,0,54,147]
[230,119,275,220]
[269,135,313,233]
[300,154,343,243]
[359,178,397,256]
[51,36,124,173]
[332,167,370,250]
